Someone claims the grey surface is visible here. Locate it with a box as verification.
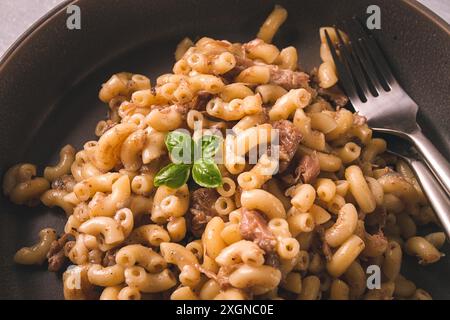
[421,0,450,23]
[0,0,449,58]
[0,0,64,57]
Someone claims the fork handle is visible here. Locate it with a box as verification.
[406,157,450,239]
[408,129,450,195]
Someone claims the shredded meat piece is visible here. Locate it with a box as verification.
[316,226,333,262]
[215,268,231,288]
[195,264,238,289]
[271,120,303,173]
[175,92,212,115]
[194,92,213,111]
[222,55,255,81]
[147,92,212,121]
[64,240,75,251]
[322,242,333,262]
[280,173,298,186]
[47,251,67,272]
[294,152,320,184]
[260,106,271,121]
[102,248,118,267]
[109,96,126,110]
[269,66,310,90]
[224,47,310,91]
[51,174,76,192]
[231,56,255,74]
[216,265,241,288]
[363,230,389,257]
[195,264,218,282]
[234,55,255,69]
[265,252,280,268]
[305,86,319,101]
[47,233,72,272]
[234,186,243,208]
[318,85,349,107]
[173,104,191,117]
[365,206,387,230]
[358,211,366,221]
[188,188,219,237]
[88,249,103,264]
[239,208,277,252]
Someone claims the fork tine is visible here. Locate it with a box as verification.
[342,20,383,95]
[354,38,386,94]
[323,30,361,105]
[351,17,399,89]
[333,25,372,101]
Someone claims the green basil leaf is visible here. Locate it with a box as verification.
[192,158,222,188]
[197,135,222,159]
[165,131,193,164]
[154,163,191,189]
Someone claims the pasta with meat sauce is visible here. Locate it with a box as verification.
[5,5,444,300]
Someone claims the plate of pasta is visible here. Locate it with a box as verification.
[0,0,449,300]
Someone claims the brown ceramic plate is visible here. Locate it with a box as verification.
[0,0,449,299]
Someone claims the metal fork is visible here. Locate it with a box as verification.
[324,18,450,195]
[387,136,450,239]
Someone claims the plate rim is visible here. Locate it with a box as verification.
[0,0,449,74]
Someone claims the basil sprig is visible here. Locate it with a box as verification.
[165,131,194,164]
[153,163,191,189]
[192,158,222,188]
[154,131,222,189]
[198,135,221,159]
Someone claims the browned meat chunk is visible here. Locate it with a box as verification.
[47,233,72,272]
[316,226,333,262]
[234,186,243,208]
[195,264,238,289]
[216,265,241,288]
[265,251,280,268]
[318,85,349,107]
[365,206,387,230]
[102,248,118,267]
[235,55,256,70]
[269,66,310,90]
[363,230,389,258]
[194,92,213,111]
[175,92,212,115]
[222,55,255,81]
[239,208,277,252]
[272,120,303,173]
[224,45,310,91]
[295,152,320,184]
[150,93,212,122]
[188,188,219,237]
